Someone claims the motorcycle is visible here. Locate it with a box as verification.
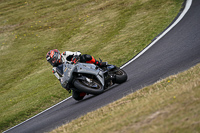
[59,60,127,101]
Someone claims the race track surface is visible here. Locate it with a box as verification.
[4,0,200,132]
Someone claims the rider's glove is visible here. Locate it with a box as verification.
[71,55,79,64]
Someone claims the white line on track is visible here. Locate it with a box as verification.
[121,0,192,69]
[3,96,72,133]
[3,0,192,132]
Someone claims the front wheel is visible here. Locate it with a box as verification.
[72,90,86,101]
[114,69,127,84]
[73,78,104,95]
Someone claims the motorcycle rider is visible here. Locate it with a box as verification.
[46,49,107,100]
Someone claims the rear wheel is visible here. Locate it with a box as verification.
[114,69,127,84]
[73,77,104,95]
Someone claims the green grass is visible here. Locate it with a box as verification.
[51,63,200,133]
[0,0,183,132]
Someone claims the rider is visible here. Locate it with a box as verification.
[46,49,107,99]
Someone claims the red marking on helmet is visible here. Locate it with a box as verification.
[50,51,54,58]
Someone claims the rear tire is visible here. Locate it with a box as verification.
[114,69,127,84]
[73,78,104,95]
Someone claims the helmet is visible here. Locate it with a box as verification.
[46,49,62,67]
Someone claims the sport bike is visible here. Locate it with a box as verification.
[59,61,127,101]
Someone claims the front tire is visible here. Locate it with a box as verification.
[72,90,85,101]
[73,78,104,95]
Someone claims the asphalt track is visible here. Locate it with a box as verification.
[4,0,200,132]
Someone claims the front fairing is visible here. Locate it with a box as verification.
[60,62,76,87]
[75,63,105,86]
[60,62,105,87]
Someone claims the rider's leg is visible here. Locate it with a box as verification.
[80,54,107,67]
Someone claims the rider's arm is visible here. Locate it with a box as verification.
[52,67,71,92]
[52,67,60,80]
[62,51,81,61]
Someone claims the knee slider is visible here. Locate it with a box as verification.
[85,54,92,61]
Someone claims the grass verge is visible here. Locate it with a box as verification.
[51,63,200,133]
[0,0,183,132]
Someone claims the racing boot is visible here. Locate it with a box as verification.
[94,57,107,68]
[96,61,108,67]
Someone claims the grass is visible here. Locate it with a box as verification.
[0,0,183,132]
[51,63,200,133]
